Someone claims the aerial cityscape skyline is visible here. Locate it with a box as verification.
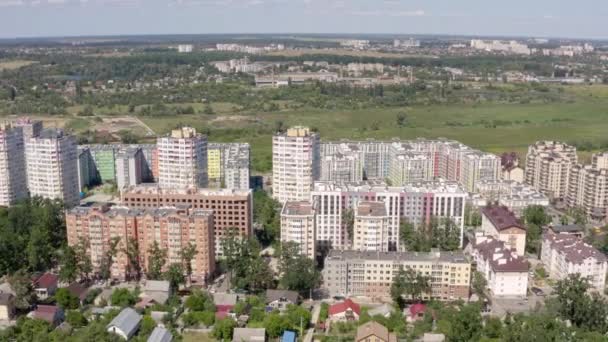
[0,0,607,39]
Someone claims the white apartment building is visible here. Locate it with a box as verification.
[26,128,79,207]
[323,250,471,301]
[470,39,531,55]
[177,44,193,53]
[388,151,432,186]
[481,205,527,256]
[471,180,549,216]
[157,127,208,189]
[320,151,364,183]
[280,201,316,260]
[353,201,390,251]
[115,147,144,189]
[272,127,320,203]
[459,151,501,193]
[541,233,607,291]
[525,141,577,199]
[0,123,28,206]
[567,152,608,219]
[471,235,528,298]
[312,180,467,250]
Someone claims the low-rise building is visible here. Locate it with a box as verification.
[148,326,173,342]
[481,206,526,256]
[30,305,64,327]
[232,328,266,342]
[33,273,58,300]
[0,293,15,320]
[471,235,528,298]
[545,224,584,238]
[328,299,361,321]
[541,234,607,291]
[265,289,299,312]
[355,321,397,342]
[323,250,470,301]
[107,307,142,340]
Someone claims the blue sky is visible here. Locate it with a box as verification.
[0,0,606,39]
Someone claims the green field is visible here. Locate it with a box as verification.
[138,85,608,172]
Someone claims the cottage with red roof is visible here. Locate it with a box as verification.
[328,299,360,321]
[482,206,526,256]
[407,303,426,322]
[33,273,58,300]
[29,305,64,327]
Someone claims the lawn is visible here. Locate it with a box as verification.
[182,332,215,342]
[138,85,608,172]
[0,59,37,70]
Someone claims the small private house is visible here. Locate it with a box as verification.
[0,293,15,321]
[355,321,397,342]
[30,305,64,327]
[66,282,89,305]
[328,299,361,321]
[143,280,171,304]
[265,289,299,312]
[32,273,58,300]
[213,292,239,319]
[107,307,142,340]
[147,326,173,342]
[232,328,267,342]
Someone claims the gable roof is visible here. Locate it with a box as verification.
[482,206,525,231]
[265,289,299,304]
[473,237,528,272]
[213,293,238,306]
[232,328,266,342]
[107,307,142,337]
[145,280,171,293]
[329,299,361,316]
[32,305,62,324]
[34,273,58,289]
[147,326,173,342]
[66,282,88,301]
[355,321,396,342]
[409,303,426,318]
[544,233,607,264]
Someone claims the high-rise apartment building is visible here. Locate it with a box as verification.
[120,185,252,257]
[320,151,364,183]
[353,201,390,251]
[66,204,215,283]
[207,143,250,190]
[26,128,79,207]
[311,180,467,250]
[567,162,608,218]
[14,117,42,140]
[115,147,144,189]
[280,201,316,260]
[323,250,470,301]
[388,151,432,186]
[459,151,501,193]
[525,141,577,199]
[158,127,208,189]
[0,123,28,206]
[272,127,320,203]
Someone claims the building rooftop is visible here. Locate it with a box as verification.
[543,233,607,264]
[356,201,387,217]
[37,128,67,140]
[147,326,173,342]
[282,201,314,216]
[326,249,468,264]
[265,289,299,304]
[107,308,142,338]
[482,206,525,231]
[121,184,252,197]
[356,321,397,342]
[313,180,466,195]
[473,236,528,272]
[232,328,266,342]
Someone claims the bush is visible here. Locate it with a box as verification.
[55,288,79,310]
[111,288,137,307]
[66,310,87,328]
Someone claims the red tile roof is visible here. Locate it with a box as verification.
[482,206,525,231]
[33,273,58,289]
[329,299,361,316]
[32,305,60,324]
[409,303,426,318]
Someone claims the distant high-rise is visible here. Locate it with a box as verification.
[0,123,28,206]
[272,126,320,203]
[158,127,208,189]
[25,128,79,207]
